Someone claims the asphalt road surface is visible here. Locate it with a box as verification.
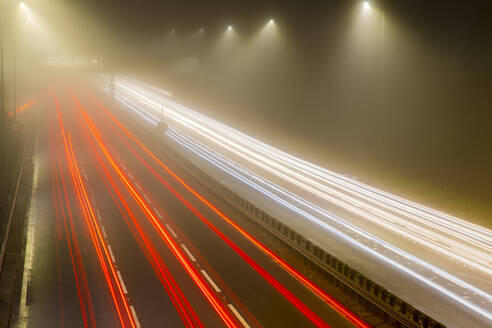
[104,77,491,328]
[13,81,364,328]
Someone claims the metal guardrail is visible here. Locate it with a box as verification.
[161,136,446,328]
[108,93,446,328]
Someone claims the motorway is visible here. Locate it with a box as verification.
[13,82,367,328]
[100,76,492,328]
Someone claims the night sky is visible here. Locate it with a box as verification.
[27,0,492,223]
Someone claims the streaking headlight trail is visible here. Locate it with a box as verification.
[95,75,492,325]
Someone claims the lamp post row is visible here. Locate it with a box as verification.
[1,1,386,177]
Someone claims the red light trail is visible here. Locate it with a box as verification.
[17,98,41,113]
[88,92,369,328]
[53,91,137,328]
[77,111,205,328]
[72,92,241,328]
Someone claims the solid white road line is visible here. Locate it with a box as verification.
[17,131,40,328]
[201,269,221,293]
[181,243,196,262]
[227,304,250,328]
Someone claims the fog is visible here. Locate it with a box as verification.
[5,0,492,225]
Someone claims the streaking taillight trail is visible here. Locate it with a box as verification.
[87,91,370,328]
[94,76,492,323]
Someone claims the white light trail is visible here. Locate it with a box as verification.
[111,78,492,273]
[98,76,492,322]
[165,127,492,320]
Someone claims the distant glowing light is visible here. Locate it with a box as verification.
[363,1,371,11]
[227,25,233,31]
[268,19,274,25]
[19,2,34,24]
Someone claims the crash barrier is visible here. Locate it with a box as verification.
[161,137,446,328]
[110,96,446,328]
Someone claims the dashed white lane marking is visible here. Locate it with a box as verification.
[128,172,134,180]
[117,271,128,294]
[165,224,178,238]
[84,172,88,181]
[121,163,127,171]
[130,305,142,328]
[135,182,142,191]
[181,244,196,262]
[101,226,108,239]
[143,194,151,203]
[153,207,163,219]
[96,210,102,221]
[108,245,116,263]
[227,304,250,328]
[201,270,221,293]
